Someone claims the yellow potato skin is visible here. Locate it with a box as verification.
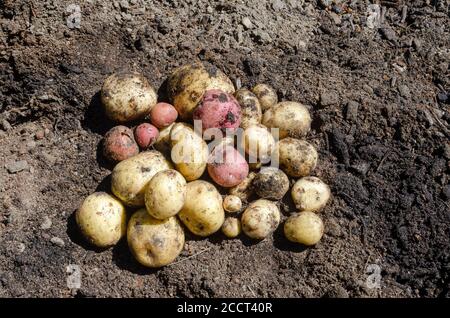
[178,180,225,237]
[284,212,324,246]
[76,192,127,248]
[262,101,311,139]
[291,176,331,212]
[229,171,256,202]
[127,209,185,268]
[111,151,173,207]
[234,89,262,129]
[101,72,157,123]
[252,84,278,112]
[167,62,235,120]
[222,217,242,238]
[223,195,242,213]
[240,124,276,162]
[241,199,280,240]
[154,123,175,155]
[276,138,318,177]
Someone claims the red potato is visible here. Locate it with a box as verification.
[193,89,241,132]
[207,144,249,188]
[150,103,178,129]
[103,126,139,162]
[134,123,159,149]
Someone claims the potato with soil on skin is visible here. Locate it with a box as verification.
[101,72,157,123]
[291,176,331,212]
[154,122,175,155]
[178,180,224,236]
[127,209,184,268]
[134,123,159,149]
[253,167,289,200]
[284,211,324,246]
[103,126,139,162]
[150,102,178,129]
[252,84,278,111]
[240,124,276,163]
[145,169,186,220]
[222,217,242,238]
[167,62,235,120]
[111,150,173,207]
[275,138,318,177]
[234,88,262,129]
[223,195,242,213]
[170,123,208,181]
[262,101,311,139]
[76,192,127,248]
[229,171,256,202]
[241,199,280,240]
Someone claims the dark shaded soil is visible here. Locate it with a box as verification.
[0,0,449,298]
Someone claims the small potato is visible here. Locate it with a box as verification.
[178,180,224,236]
[127,209,184,267]
[240,124,276,163]
[221,217,242,238]
[234,89,262,129]
[101,72,157,123]
[134,123,159,149]
[111,151,173,207]
[170,123,208,181]
[103,126,139,162]
[229,171,256,202]
[241,199,280,240]
[207,143,249,188]
[76,192,127,248]
[154,122,175,155]
[276,138,318,177]
[223,195,242,213]
[291,177,331,212]
[253,167,289,200]
[150,102,178,129]
[167,62,235,120]
[284,211,324,246]
[145,169,186,220]
[193,89,241,132]
[262,101,311,139]
[252,84,278,111]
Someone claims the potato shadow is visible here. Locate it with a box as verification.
[66,210,109,253]
[111,239,161,275]
[82,91,115,136]
[95,140,115,171]
[157,78,170,103]
[272,222,308,253]
[94,174,112,192]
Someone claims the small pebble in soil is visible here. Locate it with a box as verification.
[1,119,12,131]
[398,84,411,98]
[241,17,253,29]
[35,129,45,140]
[380,27,397,42]
[5,160,29,174]
[50,237,65,247]
[15,242,26,254]
[437,92,448,103]
[40,216,52,230]
[346,101,359,122]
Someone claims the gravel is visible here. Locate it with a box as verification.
[5,160,29,174]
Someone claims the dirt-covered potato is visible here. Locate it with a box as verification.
[262,101,311,139]
[111,151,173,207]
[103,126,139,162]
[221,217,242,238]
[150,102,178,129]
[284,211,324,246]
[234,88,262,129]
[101,72,157,123]
[252,84,278,111]
[241,199,280,240]
[229,171,256,202]
[134,123,159,149]
[223,195,242,213]
[276,138,318,177]
[240,124,276,163]
[291,176,331,212]
[127,209,184,267]
[167,62,235,120]
[178,180,224,236]
[76,192,127,248]
[154,122,175,155]
[145,169,186,220]
[170,123,208,181]
[253,167,289,200]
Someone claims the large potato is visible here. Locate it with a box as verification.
[234,89,262,129]
[167,62,235,120]
[276,138,318,177]
[127,209,185,267]
[240,124,276,163]
[262,101,311,139]
[253,167,289,200]
[291,176,331,212]
[178,180,225,236]
[241,199,280,240]
[284,212,324,246]
[101,72,157,123]
[76,192,127,248]
[111,151,173,207]
[170,123,208,181]
[145,169,187,220]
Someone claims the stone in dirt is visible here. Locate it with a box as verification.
[5,160,29,174]
[50,237,65,247]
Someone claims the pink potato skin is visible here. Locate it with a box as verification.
[193,89,241,132]
[150,103,178,129]
[134,123,159,149]
[103,126,139,162]
[208,144,249,187]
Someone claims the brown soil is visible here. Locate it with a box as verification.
[0,0,449,298]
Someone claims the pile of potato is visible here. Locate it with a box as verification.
[76,63,331,268]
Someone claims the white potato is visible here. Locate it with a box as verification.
[262,101,311,139]
[241,199,280,240]
[276,138,318,177]
[221,217,242,238]
[240,124,276,163]
[223,195,242,213]
[234,89,262,129]
[291,176,331,212]
[252,84,278,111]
[284,212,324,246]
